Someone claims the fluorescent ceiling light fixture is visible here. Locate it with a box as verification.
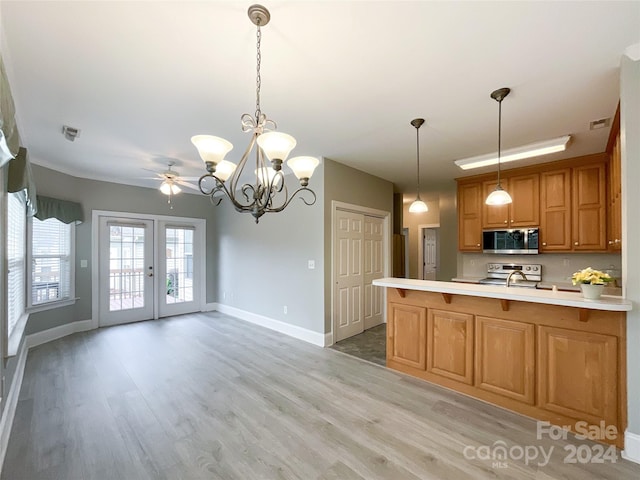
[454,135,572,170]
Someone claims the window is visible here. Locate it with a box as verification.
[7,192,26,336]
[28,216,75,310]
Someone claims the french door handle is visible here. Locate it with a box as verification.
[147,273,154,277]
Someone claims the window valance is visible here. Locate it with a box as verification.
[0,55,20,167]
[7,147,37,216]
[35,195,84,225]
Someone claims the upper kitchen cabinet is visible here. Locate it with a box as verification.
[458,182,483,251]
[457,152,613,253]
[572,162,607,251]
[607,105,622,251]
[540,168,572,251]
[482,173,540,229]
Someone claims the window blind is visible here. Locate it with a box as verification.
[7,192,26,335]
[30,217,72,305]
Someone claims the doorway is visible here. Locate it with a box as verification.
[332,202,390,343]
[93,211,205,328]
[418,224,439,280]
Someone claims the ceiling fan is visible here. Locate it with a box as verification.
[142,162,200,207]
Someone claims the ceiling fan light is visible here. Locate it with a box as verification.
[215,160,237,182]
[287,156,319,181]
[191,135,233,165]
[409,198,428,213]
[159,180,172,195]
[170,183,182,195]
[485,186,513,205]
[257,131,296,161]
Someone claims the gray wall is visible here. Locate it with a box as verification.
[214,165,325,334]
[621,54,640,439]
[26,164,218,335]
[323,159,394,333]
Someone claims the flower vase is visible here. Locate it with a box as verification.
[580,283,604,300]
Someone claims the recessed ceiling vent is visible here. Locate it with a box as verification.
[62,125,81,141]
[589,117,611,130]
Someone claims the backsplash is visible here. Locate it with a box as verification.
[459,253,622,284]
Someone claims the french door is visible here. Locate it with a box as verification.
[97,214,203,327]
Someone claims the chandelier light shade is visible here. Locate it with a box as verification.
[191,4,318,223]
[409,118,428,214]
[485,87,513,206]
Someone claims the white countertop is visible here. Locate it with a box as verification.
[373,278,632,312]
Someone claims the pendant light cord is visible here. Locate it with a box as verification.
[415,125,421,199]
[497,98,502,187]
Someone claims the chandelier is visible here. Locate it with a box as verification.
[191,4,319,223]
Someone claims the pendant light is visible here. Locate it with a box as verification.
[485,87,513,206]
[409,118,428,213]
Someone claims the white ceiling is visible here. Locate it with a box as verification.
[1,1,639,199]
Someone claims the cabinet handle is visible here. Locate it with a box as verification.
[542,242,547,246]
[615,239,621,244]
[574,242,579,246]
[504,220,508,224]
[511,220,514,223]
[477,243,481,247]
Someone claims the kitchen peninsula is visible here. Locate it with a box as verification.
[372,278,632,448]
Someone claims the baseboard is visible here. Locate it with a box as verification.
[0,337,28,473]
[622,430,640,464]
[324,332,334,346]
[215,304,328,347]
[201,302,218,312]
[26,319,95,349]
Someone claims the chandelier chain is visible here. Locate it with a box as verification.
[255,22,262,121]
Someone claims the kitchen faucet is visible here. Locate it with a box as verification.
[506,270,528,287]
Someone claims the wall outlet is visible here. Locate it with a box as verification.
[563,258,570,267]
[80,259,88,268]
[283,305,288,314]
[308,260,315,269]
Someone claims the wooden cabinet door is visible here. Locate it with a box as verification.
[388,303,427,370]
[540,168,572,251]
[482,179,510,228]
[608,134,622,251]
[427,310,473,385]
[457,182,482,251]
[538,326,617,426]
[475,316,535,405]
[509,173,540,227]
[572,163,606,250]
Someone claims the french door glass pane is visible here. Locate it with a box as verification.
[109,225,146,311]
[166,227,194,304]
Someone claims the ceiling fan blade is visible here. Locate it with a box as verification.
[176,180,200,191]
[179,176,202,181]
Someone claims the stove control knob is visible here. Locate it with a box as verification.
[533,266,539,272]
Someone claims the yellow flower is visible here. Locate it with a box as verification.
[571,267,612,285]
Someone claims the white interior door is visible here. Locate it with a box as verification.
[423,228,437,280]
[335,210,364,341]
[364,215,384,329]
[158,222,202,317]
[99,218,154,327]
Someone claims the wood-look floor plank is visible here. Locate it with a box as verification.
[3,312,640,480]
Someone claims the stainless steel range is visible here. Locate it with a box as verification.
[478,263,542,288]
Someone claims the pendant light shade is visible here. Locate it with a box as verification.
[409,118,428,214]
[409,198,428,213]
[485,88,512,206]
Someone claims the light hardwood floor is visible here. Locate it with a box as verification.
[3,312,640,479]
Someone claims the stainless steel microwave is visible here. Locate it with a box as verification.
[482,228,539,254]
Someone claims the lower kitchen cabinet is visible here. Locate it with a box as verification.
[383,287,627,448]
[427,309,473,385]
[475,316,535,405]
[538,326,618,426]
[387,303,426,370]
